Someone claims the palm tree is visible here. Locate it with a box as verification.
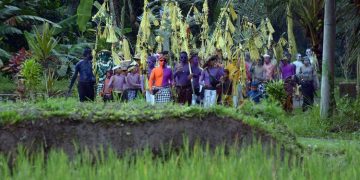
[337,0,360,80]
[289,0,324,71]
[320,0,336,118]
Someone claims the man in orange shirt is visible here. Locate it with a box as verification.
[148,56,173,103]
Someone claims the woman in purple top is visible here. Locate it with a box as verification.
[199,56,224,107]
[280,57,296,112]
[125,64,142,101]
[108,67,127,101]
[280,57,296,80]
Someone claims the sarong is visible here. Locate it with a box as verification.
[127,90,137,101]
[176,85,192,105]
[155,87,172,103]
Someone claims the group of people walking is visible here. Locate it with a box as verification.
[68,47,318,112]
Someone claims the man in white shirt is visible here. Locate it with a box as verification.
[292,53,304,75]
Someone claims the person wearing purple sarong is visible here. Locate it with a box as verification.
[280,57,296,112]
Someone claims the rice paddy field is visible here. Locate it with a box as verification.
[0,142,359,179]
[0,98,359,179]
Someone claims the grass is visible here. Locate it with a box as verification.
[0,142,359,179]
[0,76,70,95]
[278,99,360,140]
[298,137,360,154]
[0,93,359,179]
[280,105,330,137]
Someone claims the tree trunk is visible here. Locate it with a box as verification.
[357,55,360,96]
[320,0,336,118]
[287,3,298,60]
[109,0,120,27]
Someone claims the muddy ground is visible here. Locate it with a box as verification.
[0,115,278,157]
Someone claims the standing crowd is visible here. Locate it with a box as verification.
[68,47,319,112]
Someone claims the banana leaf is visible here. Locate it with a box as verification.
[0,5,20,19]
[15,15,61,28]
[0,48,11,59]
[77,0,94,32]
[0,25,22,35]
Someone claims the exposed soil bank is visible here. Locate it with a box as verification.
[0,115,278,157]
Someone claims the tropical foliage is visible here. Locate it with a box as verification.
[266,80,286,105]
[24,23,59,67]
[77,0,94,32]
[20,58,42,98]
[1,48,31,75]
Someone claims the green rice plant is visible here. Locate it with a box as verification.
[1,141,359,179]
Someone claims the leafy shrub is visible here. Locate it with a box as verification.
[20,58,42,98]
[0,74,16,93]
[329,98,360,133]
[266,80,286,104]
[240,100,285,123]
[1,48,31,75]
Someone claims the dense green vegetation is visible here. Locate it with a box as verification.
[0,98,359,179]
[0,142,359,179]
[0,0,359,178]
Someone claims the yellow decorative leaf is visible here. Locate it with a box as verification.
[122,38,131,60]
[254,35,263,49]
[266,18,275,34]
[228,19,236,34]
[112,50,121,65]
[106,26,118,43]
[249,41,260,60]
[153,19,159,26]
[227,32,233,47]
[229,5,238,21]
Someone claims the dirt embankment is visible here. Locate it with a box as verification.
[0,116,277,157]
